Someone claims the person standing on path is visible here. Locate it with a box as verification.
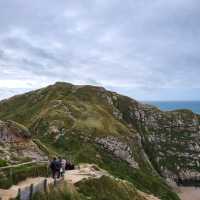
[56,157,62,178]
[61,157,67,177]
[50,157,58,179]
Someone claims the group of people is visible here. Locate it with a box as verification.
[49,156,74,179]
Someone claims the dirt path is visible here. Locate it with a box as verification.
[65,164,107,184]
[137,191,161,200]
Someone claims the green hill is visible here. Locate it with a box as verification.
[2,82,199,199]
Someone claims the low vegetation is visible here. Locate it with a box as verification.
[77,175,147,200]
[38,135,179,200]
[32,176,152,200]
[32,183,83,200]
[0,159,8,167]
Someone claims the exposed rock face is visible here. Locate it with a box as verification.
[0,120,46,164]
[0,120,31,143]
[113,98,200,182]
[95,136,139,168]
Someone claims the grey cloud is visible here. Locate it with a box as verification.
[0,0,200,100]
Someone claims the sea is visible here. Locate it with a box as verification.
[144,101,200,115]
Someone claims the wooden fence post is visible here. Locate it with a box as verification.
[46,164,48,177]
[54,178,57,186]
[9,168,13,184]
[44,179,47,193]
[29,184,34,200]
[18,188,21,200]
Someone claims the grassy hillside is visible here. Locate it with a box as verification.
[37,134,179,200]
[32,177,155,200]
[0,83,132,137]
[76,175,154,200]
[0,82,188,199]
[0,82,152,171]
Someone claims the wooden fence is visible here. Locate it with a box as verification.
[0,161,50,189]
[0,161,50,200]
[17,178,63,200]
[0,161,67,200]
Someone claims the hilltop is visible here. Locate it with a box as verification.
[1,82,200,199]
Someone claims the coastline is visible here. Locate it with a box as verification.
[144,101,200,115]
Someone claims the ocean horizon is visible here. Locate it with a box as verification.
[144,101,200,114]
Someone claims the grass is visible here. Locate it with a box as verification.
[32,182,85,200]
[33,139,56,157]
[31,176,151,200]
[0,159,8,167]
[38,135,180,200]
[97,148,180,200]
[76,175,145,200]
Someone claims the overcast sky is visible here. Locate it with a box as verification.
[0,0,200,101]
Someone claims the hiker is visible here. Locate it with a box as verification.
[50,157,58,179]
[60,157,67,177]
[57,157,62,178]
[65,160,75,170]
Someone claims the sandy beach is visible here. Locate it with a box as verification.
[178,187,200,200]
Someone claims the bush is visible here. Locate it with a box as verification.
[0,159,8,167]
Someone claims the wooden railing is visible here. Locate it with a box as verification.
[0,161,64,200]
[0,161,50,186]
[17,177,63,200]
[0,161,49,170]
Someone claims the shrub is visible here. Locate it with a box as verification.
[0,159,8,167]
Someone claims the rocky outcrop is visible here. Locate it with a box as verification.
[0,120,46,164]
[114,98,200,183]
[95,136,139,168]
[0,120,31,143]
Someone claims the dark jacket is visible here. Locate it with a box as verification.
[50,160,61,171]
